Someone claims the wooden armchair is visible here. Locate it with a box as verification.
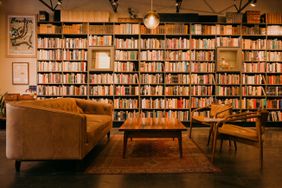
[189,103,232,146]
[211,110,269,169]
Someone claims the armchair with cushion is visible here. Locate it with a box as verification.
[189,103,232,145]
[211,110,269,169]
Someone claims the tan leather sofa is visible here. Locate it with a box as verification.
[6,98,113,171]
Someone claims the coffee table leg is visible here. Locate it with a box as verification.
[123,132,128,158]
[178,132,183,158]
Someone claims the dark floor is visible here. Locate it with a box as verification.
[0,127,282,188]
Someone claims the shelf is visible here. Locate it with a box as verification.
[37,21,282,122]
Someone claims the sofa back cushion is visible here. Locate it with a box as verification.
[32,98,83,113]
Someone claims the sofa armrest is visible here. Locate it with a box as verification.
[76,99,113,116]
[6,103,87,160]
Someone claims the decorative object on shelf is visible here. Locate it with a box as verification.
[38,11,49,22]
[12,62,29,85]
[216,47,241,72]
[88,47,114,72]
[144,0,160,30]
[7,15,36,57]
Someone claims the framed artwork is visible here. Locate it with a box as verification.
[88,47,114,71]
[7,15,36,57]
[12,62,29,85]
[216,47,242,72]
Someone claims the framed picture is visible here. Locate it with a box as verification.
[7,15,36,57]
[88,47,114,71]
[216,47,242,72]
[12,62,29,85]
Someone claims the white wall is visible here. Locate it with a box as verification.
[0,0,282,94]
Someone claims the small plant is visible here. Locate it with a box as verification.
[0,93,7,116]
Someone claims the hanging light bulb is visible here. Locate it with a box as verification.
[144,0,160,29]
[250,0,257,7]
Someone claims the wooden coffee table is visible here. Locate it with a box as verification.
[119,117,187,158]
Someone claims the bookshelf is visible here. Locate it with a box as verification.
[37,21,282,124]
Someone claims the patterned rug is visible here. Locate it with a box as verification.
[86,134,220,174]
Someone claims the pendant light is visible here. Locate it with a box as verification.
[143,0,160,30]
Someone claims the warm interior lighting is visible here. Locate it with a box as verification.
[250,0,257,7]
[144,0,160,29]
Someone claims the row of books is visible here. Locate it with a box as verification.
[139,62,163,72]
[165,86,190,96]
[216,37,240,47]
[243,62,266,72]
[37,85,87,96]
[115,50,138,60]
[39,23,281,36]
[114,99,139,109]
[38,49,88,61]
[191,24,241,35]
[38,73,87,84]
[266,75,282,84]
[266,87,282,96]
[191,74,214,84]
[242,86,265,96]
[114,61,136,72]
[89,85,114,96]
[115,86,139,96]
[164,62,189,72]
[191,86,213,95]
[115,38,138,49]
[140,38,166,49]
[40,61,88,72]
[216,86,240,96]
[140,85,163,96]
[242,74,264,84]
[217,74,240,84]
[89,35,113,46]
[89,74,139,84]
[190,62,215,72]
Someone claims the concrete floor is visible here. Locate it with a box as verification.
[0,127,282,188]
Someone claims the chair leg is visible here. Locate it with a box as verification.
[211,133,218,162]
[220,138,223,151]
[259,143,263,169]
[15,160,21,172]
[189,120,193,138]
[107,131,110,141]
[233,140,237,151]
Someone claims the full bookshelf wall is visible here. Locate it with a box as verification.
[37,21,282,124]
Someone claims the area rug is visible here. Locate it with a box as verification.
[85,134,220,174]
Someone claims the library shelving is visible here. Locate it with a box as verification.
[37,21,282,124]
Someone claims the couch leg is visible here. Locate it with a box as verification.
[15,160,21,172]
[107,131,110,141]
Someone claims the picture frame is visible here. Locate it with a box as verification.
[88,47,114,71]
[12,62,29,85]
[216,47,242,72]
[7,15,36,57]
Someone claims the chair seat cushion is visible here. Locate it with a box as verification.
[219,124,258,141]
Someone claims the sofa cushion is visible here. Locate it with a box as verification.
[34,98,83,113]
[86,121,108,144]
[85,114,112,124]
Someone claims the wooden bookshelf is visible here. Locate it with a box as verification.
[37,21,282,123]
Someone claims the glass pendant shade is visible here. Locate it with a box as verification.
[143,10,160,30]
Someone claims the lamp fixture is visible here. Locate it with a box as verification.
[234,0,258,13]
[144,0,160,30]
[109,0,119,13]
[250,0,257,7]
[38,0,62,12]
[176,0,183,13]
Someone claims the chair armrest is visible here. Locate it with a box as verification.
[214,106,232,118]
[191,105,211,114]
[76,99,113,116]
[214,112,259,130]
